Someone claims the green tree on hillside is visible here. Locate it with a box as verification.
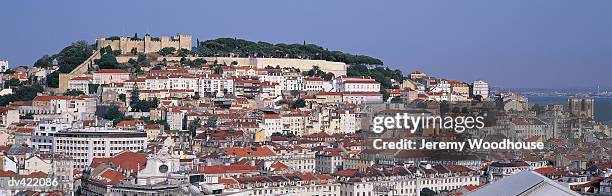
[290,98,306,109]
[159,47,176,56]
[206,116,217,128]
[196,38,383,65]
[3,78,21,88]
[129,87,159,112]
[101,104,130,125]
[189,117,201,137]
[39,41,94,87]
[34,55,54,68]
[95,53,120,69]
[178,48,191,57]
[64,89,84,96]
[347,64,405,89]
[0,83,44,106]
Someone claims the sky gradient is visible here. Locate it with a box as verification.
[1,0,611,88]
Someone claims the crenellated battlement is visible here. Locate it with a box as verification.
[96,34,192,54]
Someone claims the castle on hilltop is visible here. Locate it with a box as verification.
[96,34,192,54]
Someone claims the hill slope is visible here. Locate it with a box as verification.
[196,38,383,65]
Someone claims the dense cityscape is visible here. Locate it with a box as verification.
[0,33,608,196]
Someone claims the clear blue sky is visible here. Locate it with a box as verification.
[1,0,611,89]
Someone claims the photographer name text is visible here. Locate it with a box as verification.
[372,138,544,151]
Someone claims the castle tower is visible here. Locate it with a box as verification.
[144,35,151,54]
[119,36,129,54]
[178,34,192,50]
[160,36,171,49]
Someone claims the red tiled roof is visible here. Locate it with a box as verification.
[219,177,239,185]
[95,169,127,185]
[91,151,147,174]
[95,69,128,74]
[316,92,343,96]
[70,76,90,81]
[411,70,423,74]
[342,92,381,96]
[316,173,334,181]
[304,77,323,81]
[193,165,257,174]
[0,170,17,177]
[270,161,289,171]
[16,128,33,133]
[26,171,48,178]
[33,96,72,101]
[534,167,568,176]
[343,80,380,84]
[463,184,481,191]
[446,165,473,172]
[144,124,161,129]
[263,114,281,119]
[334,169,358,177]
[225,147,276,157]
[116,120,143,127]
[125,78,146,82]
[10,101,32,106]
[0,146,10,152]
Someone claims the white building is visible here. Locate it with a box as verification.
[0,60,8,73]
[92,69,130,85]
[508,118,550,140]
[31,121,72,153]
[260,82,282,99]
[304,77,325,92]
[281,113,306,136]
[53,127,148,169]
[472,80,489,99]
[0,107,19,127]
[283,75,305,91]
[315,148,344,173]
[487,161,532,182]
[333,76,375,91]
[197,74,234,96]
[32,95,97,122]
[339,80,380,92]
[68,76,91,94]
[167,107,188,131]
[259,71,284,87]
[338,110,356,134]
[261,114,282,137]
[338,165,480,195]
[430,80,451,93]
[342,92,383,104]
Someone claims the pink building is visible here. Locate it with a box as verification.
[92,69,129,85]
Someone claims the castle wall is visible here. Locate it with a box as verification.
[155,57,347,76]
[96,34,192,54]
[203,57,348,76]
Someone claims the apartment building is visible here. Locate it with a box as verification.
[52,127,147,169]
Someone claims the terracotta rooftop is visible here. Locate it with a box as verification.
[95,69,128,74]
[225,147,276,157]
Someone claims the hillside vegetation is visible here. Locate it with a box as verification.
[196,38,383,65]
[34,41,95,88]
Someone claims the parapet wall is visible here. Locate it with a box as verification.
[153,57,347,76]
[204,57,348,76]
[96,34,192,54]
